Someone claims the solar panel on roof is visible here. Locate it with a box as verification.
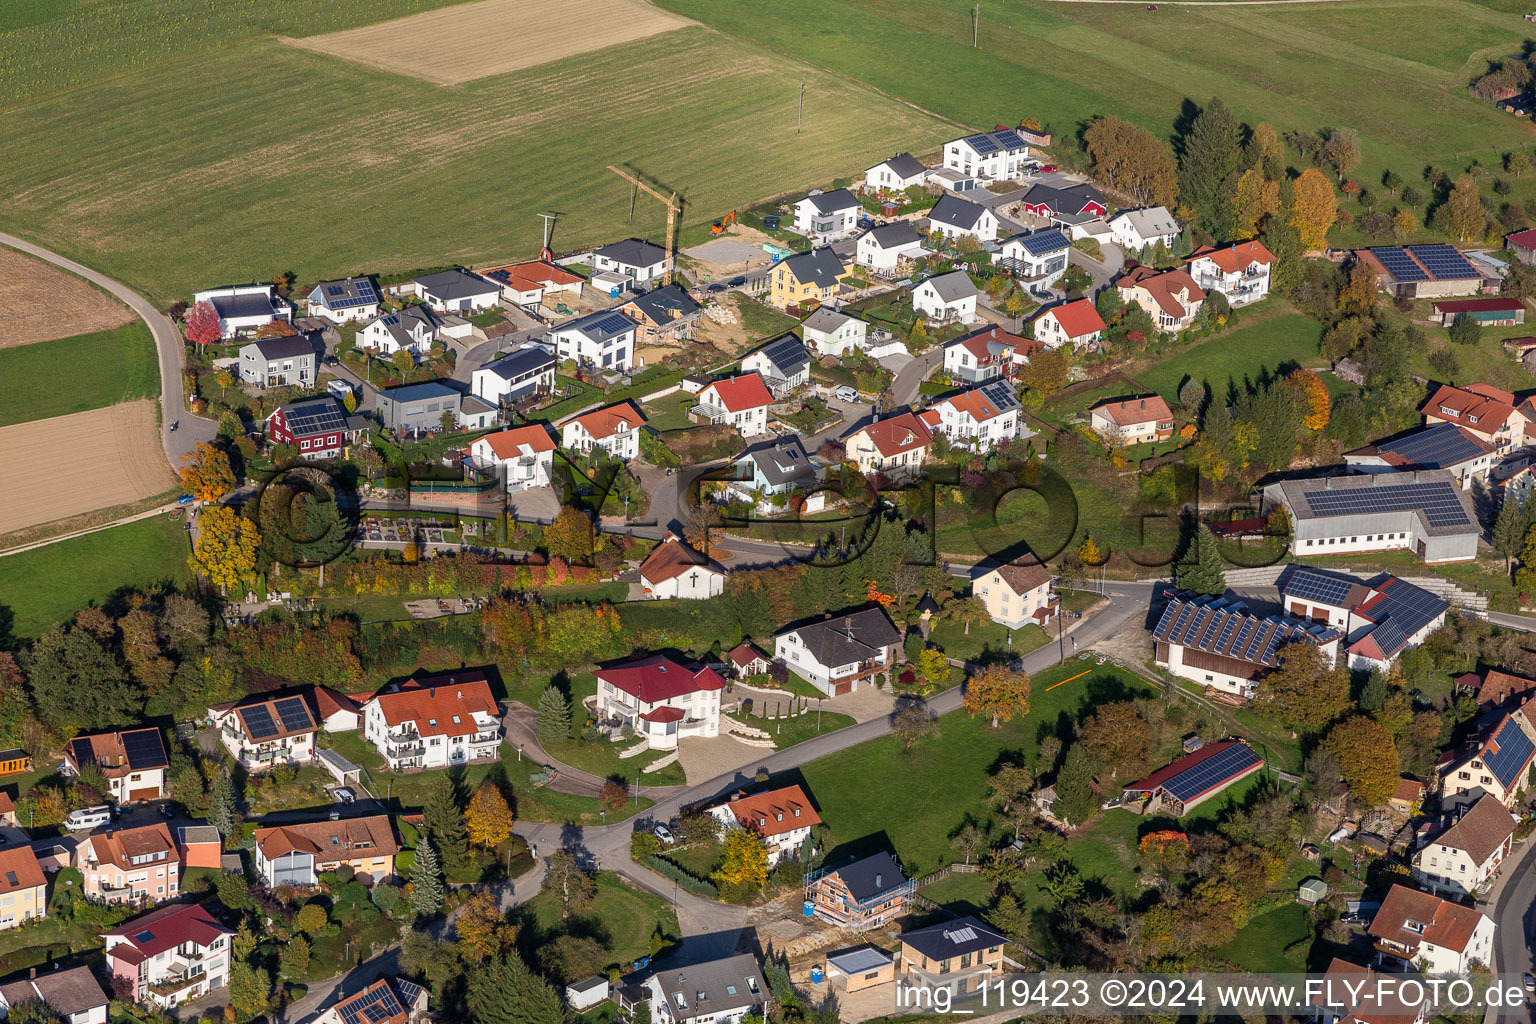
[1377,423,1485,469]
[134,930,156,943]
[585,312,633,337]
[1162,743,1262,804]
[1371,246,1429,283]
[241,705,278,740]
[122,729,167,769]
[1284,568,1355,607]
[1368,618,1410,657]
[1408,244,1478,280]
[966,133,999,154]
[993,129,1026,149]
[275,697,313,732]
[1301,481,1470,528]
[1485,719,1535,788]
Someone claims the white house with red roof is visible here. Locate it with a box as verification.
[467,424,557,491]
[726,642,771,679]
[1032,299,1105,350]
[971,559,1057,630]
[559,401,646,461]
[1186,241,1274,306]
[1368,883,1494,974]
[844,412,933,480]
[707,785,823,866]
[1089,395,1174,443]
[942,327,1020,384]
[594,655,724,750]
[1278,566,1449,672]
[361,670,502,771]
[105,903,233,1009]
[314,978,429,1024]
[1420,383,1528,452]
[1116,266,1205,333]
[638,533,726,600]
[919,381,1025,452]
[694,372,774,438]
[480,260,583,309]
[307,685,363,733]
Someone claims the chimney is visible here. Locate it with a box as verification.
[874,872,882,887]
[1413,470,1421,483]
[1324,476,1333,490]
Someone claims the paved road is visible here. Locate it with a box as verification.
[1068,241,1124,300]
[1489,611,1536,634]
[0,232,215,466]
[1487,832,1536,1023]
[888,345,944,407]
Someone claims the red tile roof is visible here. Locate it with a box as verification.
[1481,668,1536,705]
[564,401,646,440]
[702,372,774,413]
[310,685,361,721]
[855,412,933,458]
[1117,265,1205,319]
[639,706,685,724]
[991,560,1054,596]
[1432,298,1526,314]
[936,386,1014,425]
[639,534,720,585]
[719,785,822,838]
[1421,383,1520,439]
[1092,394,1173,427]
[252,814,399,861]
[1369,883,1484,954]
[1508,228,1536,250]
[369,671,499,738]
[0,846,45,894]
[1040,298,1105,339]
[727,642,769,668]
[596,655,723,704]
[949,326,1023,363]
[482,260,583,292]
[85,823,178,872]
[105,903,232,960]
[1189,241,1275,272]
[479,424,556,458]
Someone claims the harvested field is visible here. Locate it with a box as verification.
[286,0,696,85]
[0,400,176,535]
[0,246,133,348]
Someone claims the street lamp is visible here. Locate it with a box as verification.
[518,743,523,762]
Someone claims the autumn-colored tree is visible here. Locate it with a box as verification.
[600,780,627,810]
[1250,122,1283,165]
[1286,368,1331,431]
[713,828,769,892]
[916,647,950,684]
[1082,114,1180,207]
[545,505,595,562]
[540,850,594,918]
[253,320,298,339]
[184,300,223,345]
[963,665,1031,728]
[466,781,516,847]
[294,902,327,935]
[1253,642,1351,734]
[1291,168,1339,251]
[180,442,235,502]
[457,889,516,959]
[1392,208,1419,239]
[1324,716,1400,807]
[215,367,235,399]
[190,506,262,594]
[1320,128,1362,182]
[1078,534,1105,566]
[392,349,415,376]
[1230,167,1280,240]
[1078,701,1151,780]
[1444,174,1486,242]
[1015,347,1068,397]
[1336,260,1379,318]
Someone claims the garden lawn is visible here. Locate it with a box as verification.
[664,840,723,879]
[1407,320,1536,393]
[547,735,687,787]
[641,392,698,432]
[927,616,1050,664]
[520,870,680,971]
[726,708,856,750]
[1216,902,1312,972]
[0,515,191,640]
[918,870,995,917]
[735,296,800,341]
[0,323,158,426]
[1135,311,1325,401]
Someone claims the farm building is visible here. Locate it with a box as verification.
[1121,740,1265,816]
[1431,297,1526,326]
[1508,228,1536,266]
[1261,469,1481,563]
[1277,566,1450,672]
[1353,245,1486,299]
[1343,422,1495,486]
[1152,592,1341,699]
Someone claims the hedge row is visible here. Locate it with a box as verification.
[642,854,717,898]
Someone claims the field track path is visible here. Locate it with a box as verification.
[0,231,216,471]
[1027,0,1359,5]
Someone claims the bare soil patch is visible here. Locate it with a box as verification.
[0,247,134,348]
[0,400,176,534]
[285,0,697,86]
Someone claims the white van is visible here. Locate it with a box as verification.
[64,805,111,831]
[327,379,354,402]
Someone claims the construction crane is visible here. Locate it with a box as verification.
[607,164,679,287]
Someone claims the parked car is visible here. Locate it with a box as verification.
[159,803,176,819]
[1524,974,1533,993]
[176,494,196,506]
[834,385,859,402]
[652,824,675,846]
[727,276,747,287]
[64,805,112,831]
[333,787,356,804]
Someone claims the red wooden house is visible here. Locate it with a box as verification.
[266,396,364,461]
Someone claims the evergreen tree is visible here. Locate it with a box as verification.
[208,769,239,849]
[1179,97,1244,234]
[408,838,443,915]
[1052,744,1097,826]
[1514,523,1536,595]
[536,685,571,747]
[1359,670,1390,713]
[423,773,468,875]
[467,950,565,1024]
[1175,525,1227,596]
[1261,210,1304,296]
[1494,496,1527,572]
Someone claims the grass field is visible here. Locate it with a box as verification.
[0,515,190,640]
[0,323,157,427]
[520,870,679,972]
[0,28,944,306]
[1135,310,1325,402]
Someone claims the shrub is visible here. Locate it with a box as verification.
[641,855,718,898]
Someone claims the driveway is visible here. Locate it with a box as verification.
[886,345,943,407]
[1487,831,1536,1022]
[1068,241,1124,300]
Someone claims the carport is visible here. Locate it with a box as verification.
[316,747,361,787]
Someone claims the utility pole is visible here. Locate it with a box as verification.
[536,213,557,258]
[973,2,979,46]
[797,83,806,134]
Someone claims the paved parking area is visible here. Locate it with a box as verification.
[684,240,764,265]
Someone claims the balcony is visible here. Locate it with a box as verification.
[469,730,501,745]
[386,737,425,759]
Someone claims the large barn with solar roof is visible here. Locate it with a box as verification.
[1122,740,1265,816]
[1278,566,1450,672]
[1262,469,1480,563]
[1152,591,1341,699]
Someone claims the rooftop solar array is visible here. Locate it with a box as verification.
[965,133,999,155]
[275,697,314,733]
[1356,577,1450,658]
[1485,718,1536,789]
[321,278,378,309]
[1017,229,1069,256]
[993,129,1027,149]
[1409,244,1479,281]
[1369,619,1410,658]
[1162,742,1262,803]
[1370,246,1428,282]
[1376,422,1486,468]
[240,705,278,740]
[285,399,348,437]
[1282,567,1357,607]
[122,729,168,769]
[979,380,1019,411]
[575,311,635,339]
[1301,480,1470,528]
[339,984,405,1024]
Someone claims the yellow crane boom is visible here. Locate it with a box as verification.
[607,165,678,287]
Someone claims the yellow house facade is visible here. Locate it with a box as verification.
[770,248,849,309]
[0,846,47,930]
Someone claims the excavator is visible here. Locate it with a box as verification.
[710,210,736,235]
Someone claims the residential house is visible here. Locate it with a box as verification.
[1018,180,1106,219]
[1355,245,1485,300]
[844,411,933,480]
[770,248,848,310]
[1151,591,1341,700]
[305,277,379,323]
[921,381,1027,452]
[1187,241,1274,306]
[864,153,929,192]
[470,345,556,408]
[941,130,1031,182]
[1392,778,1427,814]
[926,195,998,245]
[1432,298,1527,326]
[997,229,1070,293]
[725,436,821,512]
[855,221,925,274]
[943,328,1017,384]
[0,966,108,1024]
[0,848,46,931]
[377,381,495,434]
[64,728,167,803]
[971,559,1057,630]
[1089,395,1175,443]
[252,815,399,887]
[1344,422,1495,487]
[897,917,1008,997]
[1116,266,1205,332]
[1311,958,1430,1024]
[912,271,980,325]
[1420,383,1528,452]
[104,903,233,1009]
[1032,299,1105,350]
[313,978,428,1024]
[1368,884,1494,974]
[801,307,869,357]
[1441,712,1536,810]
[793,189,863,243]
[640,954,766,1024]
[707,785,822,866]
[362,671,502,772]
[805,852,913,929]
[1121,741,1265,816]
[560,402,646,461]
[592,239,670,287]
[400,269,500,313]
[192,284,291,339]
[593,655,724,750]
[1466,668,1536,708]
[77,824,179,905]
[1412,794,1517,898]
[358,305,450,358]
[693,372,774,437]
[206,692,318,771]
[466,424,557,491]
[479,261,583,310]
[1263,470,1481,564]
[1107,207,1180,253]
[740,335,810,396]
[618,284,701,343]
[176,827,222,870]
[1277,566,1450,671]
[265,395,365,460]
[238,334,316,388]
[726,643,771,679]
[548,308,637,373]
[307,686,364,733]
[773,606,902,695]
[639,534,726,600]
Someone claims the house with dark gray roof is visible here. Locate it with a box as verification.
[192,283,292,339]
[773,606,902,695]
[740,334,810,394]
[927,194,998,243]
[802,307,869,356]
[855,221,925,274]
[304,277,380,323]
[470,345,556,407]
[359,304,449,358]
[865,152,929,191]
[376,381,496,434]
[899,916,1009,993]
[805,851,913,929]
[404,269,501,313]
[548,308,636,373]
[793,188,863,242]
[913,270,981,324]
[998,229,1070,291]
[592,239,670,286]
[238,333,317,388]
[772,247,847,309]
[1019,180,1106,219]
[726,436,820,509]
[0,965,109,1024]
[635,954,765,1024]
[619,283,700,342]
